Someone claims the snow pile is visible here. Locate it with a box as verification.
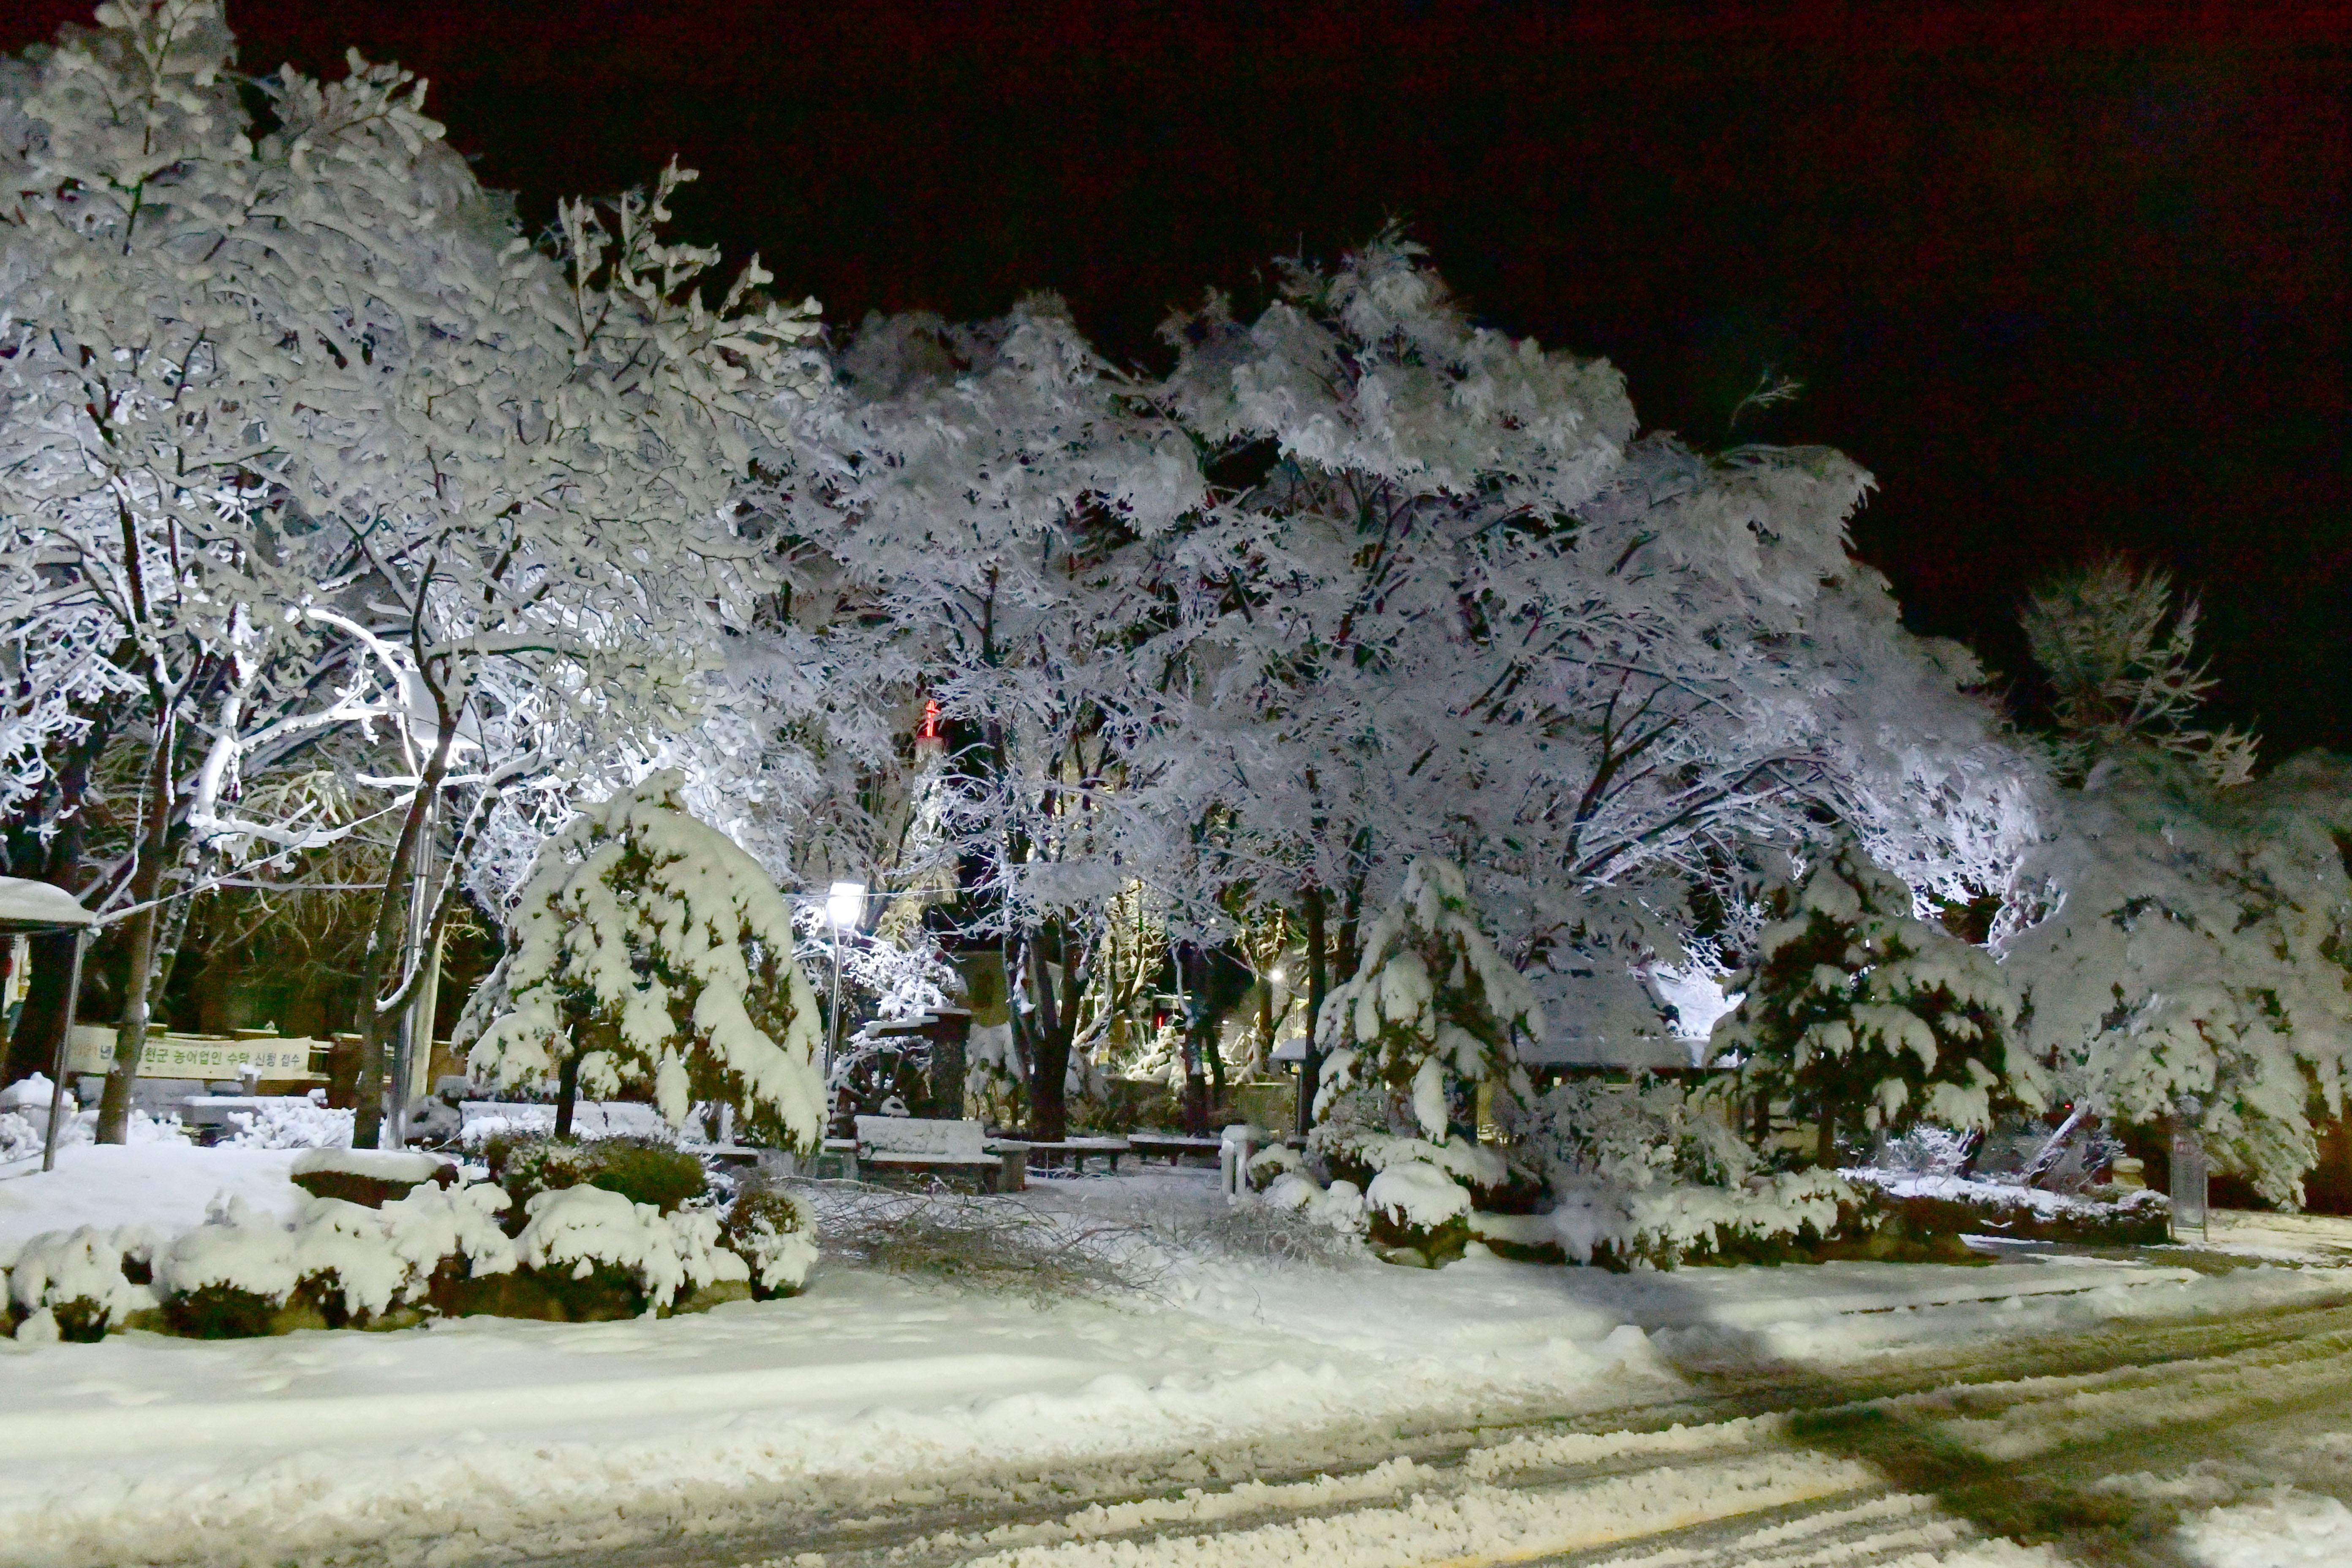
[1259,1172,1367,1235]
[3,1225,157,1342]
[514,1185,747,1311]
[2180,1489,2352,1567]
[1,1102,183,1164]
[223,1101,353,1149]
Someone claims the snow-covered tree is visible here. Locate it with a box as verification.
[1311,858,1537,1176]
[787,299,1204,1142]
[1141,235,2033,1108]
[2021,557,2258,787]
[1712,837,2023,1168]
[1998,750,2352,1205]
[462,771,825,1147]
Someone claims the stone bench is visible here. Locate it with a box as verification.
[856,1116,1026,1193]
[1125,1132,1225,1167]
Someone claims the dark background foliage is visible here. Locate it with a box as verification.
[11,0,2342,750]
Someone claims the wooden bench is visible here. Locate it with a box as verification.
[1023,1136,1131,1174]
[1125,1132,1225,1167]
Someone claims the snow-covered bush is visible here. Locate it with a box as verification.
[223,1102,354,1150]
[1508,1076,1862,1268]
[512,1185,748,1315]
[1243,1143,1304,1192]
[722,1186,818,1298]
[155,1197,304,1337]
[1712,838,2024,1169]
[294,1183,517,1326]
[1875,1124,1978,1178]
[482,1134,708,1217]
[5,1226,158,1341]
[1260,1171,1369,1237]
[463,772,826,1146]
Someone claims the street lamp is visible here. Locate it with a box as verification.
[824,881,865,1126]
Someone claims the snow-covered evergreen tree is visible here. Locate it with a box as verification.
[2021,558,2259,787]
[1712,837,2023,1168]
[463,772,825,1148]
[1310,860,1538,1247]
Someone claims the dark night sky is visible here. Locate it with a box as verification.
[11,2,2348,755]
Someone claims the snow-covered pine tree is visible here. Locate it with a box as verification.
[1712,837,2022,1169]
[462,772,825,1149]
[1310,858,1538,1253]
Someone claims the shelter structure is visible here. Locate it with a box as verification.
[0,877,97,1171]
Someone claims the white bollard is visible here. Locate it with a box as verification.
[1219,1123,1257,1203]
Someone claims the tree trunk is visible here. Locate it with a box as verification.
[555,1050,581,1140]
[1815,1111,1839,1171]
[96,711,180,1143]
[1296,888,1328,1138]
[1023,923,1076,1144]
[353,715,458,1150]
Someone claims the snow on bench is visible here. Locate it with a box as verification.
[855,1117,1025,1192]
[1022,1136,1130,1173]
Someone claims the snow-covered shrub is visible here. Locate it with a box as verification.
[292,1182,517,1326]
[512,1185,747,1316]
[722,1185,817,1298]
[1260,1171,1368,1236]
[462,772,826,1147]
[1508,1076,1864,1268]
[483,1134,708,1218]
[5,1227,158,1341]
[1713,838,2024,1169]
[223,1101,353,1150]
[1876,1124,1978,1178]
[1,1102,185,1162]
[1243,1143,1304,1192]
[156,1198,302,1337]
[1363,1160,1473,1264]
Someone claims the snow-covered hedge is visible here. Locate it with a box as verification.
[513,1185,749,1314]
[5,1163,808,1342]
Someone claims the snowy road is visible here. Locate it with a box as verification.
[558,1295,2352,1568]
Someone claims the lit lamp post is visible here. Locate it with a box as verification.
[824,881,865,1128]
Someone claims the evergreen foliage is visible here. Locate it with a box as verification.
[1712,838,2023,1167]
[463,772,824,1148]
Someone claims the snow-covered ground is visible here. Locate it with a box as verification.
[3,1147,2349,1568]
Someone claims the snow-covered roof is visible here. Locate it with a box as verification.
[0,877,94,931]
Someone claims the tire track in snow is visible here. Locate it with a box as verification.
[546,1295,2352,1568]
